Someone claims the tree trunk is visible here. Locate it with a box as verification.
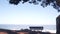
[56,15,60,34]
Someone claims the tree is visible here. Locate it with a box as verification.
[9,0,21,5]
[56,15,60,34]
[56,0,60,7]
[9,0,60,12]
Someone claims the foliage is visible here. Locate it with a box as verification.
[9,0,60,12]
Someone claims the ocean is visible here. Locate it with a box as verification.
[0,24,56,33]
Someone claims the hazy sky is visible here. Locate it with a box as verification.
[0,0,59,25]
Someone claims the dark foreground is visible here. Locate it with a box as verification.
[0,29,55,34]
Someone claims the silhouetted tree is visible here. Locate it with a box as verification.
[22,0,29,3]
[56,15,60,34]
[9,0,21,5]
[9,0,60,12]
[56,0,60,7]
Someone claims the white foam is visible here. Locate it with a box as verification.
[42,29,56,33]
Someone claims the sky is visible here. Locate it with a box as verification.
[0,0,59,25]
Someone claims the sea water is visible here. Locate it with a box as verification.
[0,24,56,33]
